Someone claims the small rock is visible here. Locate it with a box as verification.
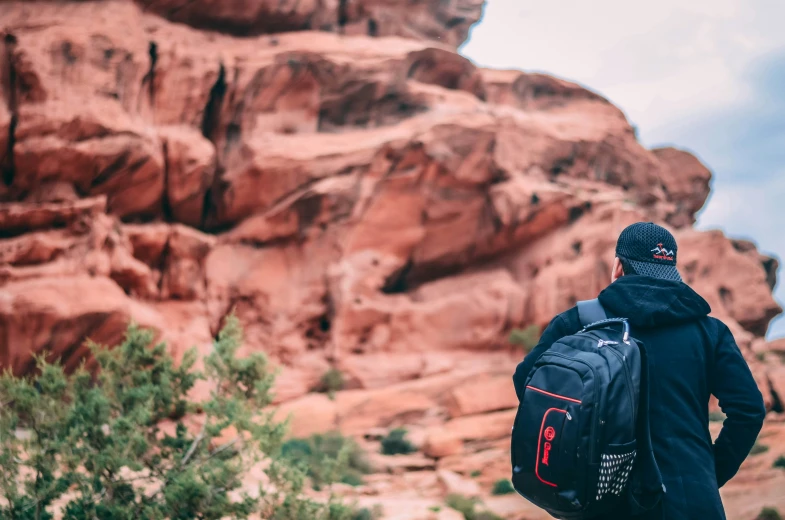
[423,431,463,459]
[364,427,389,441]
[369,452,436,474]
[273,393,338,438]
[445,374,518,418]
[433,507,464,520]
[436,469,481,497]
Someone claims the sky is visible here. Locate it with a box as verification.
[459,0,785,339]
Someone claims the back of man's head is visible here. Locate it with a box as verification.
[614,222,681,281]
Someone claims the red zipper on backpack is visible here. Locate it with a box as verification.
[526,385,582,404]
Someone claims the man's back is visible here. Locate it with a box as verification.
[513,274,766,519]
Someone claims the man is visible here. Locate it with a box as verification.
[513,222,766,519]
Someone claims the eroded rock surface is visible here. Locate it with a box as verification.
[0,1,782,518]
[134,0,484,47]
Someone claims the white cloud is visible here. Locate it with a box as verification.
[460,0,785,144]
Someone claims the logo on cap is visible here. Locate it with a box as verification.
[651,243,674,261]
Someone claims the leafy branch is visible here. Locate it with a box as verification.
[0,314,366,520]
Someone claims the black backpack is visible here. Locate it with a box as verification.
[510,299,664,519]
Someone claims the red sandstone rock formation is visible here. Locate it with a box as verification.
[1,1,784,517]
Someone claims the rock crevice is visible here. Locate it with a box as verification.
[2,32,18,188]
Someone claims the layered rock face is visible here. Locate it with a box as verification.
[2,1,785,518]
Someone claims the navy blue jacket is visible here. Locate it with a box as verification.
[513,275,766,519]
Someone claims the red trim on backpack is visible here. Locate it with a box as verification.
[536,408,566,487]
[526,385,582,404]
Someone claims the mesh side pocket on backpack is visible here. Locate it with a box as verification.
[596,442,636,501]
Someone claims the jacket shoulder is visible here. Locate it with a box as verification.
[704,315,727,342]
[555,305,582,335]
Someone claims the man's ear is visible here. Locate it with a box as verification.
[611,256,624,282]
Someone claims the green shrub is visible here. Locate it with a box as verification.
[446,494,479,518]
[751,442,770,456]
[773,455,785,470]
[708,410,726,422]
[281,431,372,490]
[509,324,541,353]
[341,470,366,487]
[429,505,442,512]
[0,316,358,520]
[380,427,417,455]
[319,368,345,398]
[445,494,503,520]
[321,502,383,520]
[470,470,482,478]
[474,513,504,520]
[756,507,782,520]
[491,478,515,495]
[351,504,384,520]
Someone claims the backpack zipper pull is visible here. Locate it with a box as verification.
[566,412,572,421]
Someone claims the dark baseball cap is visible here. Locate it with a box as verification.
[615,222,682,281]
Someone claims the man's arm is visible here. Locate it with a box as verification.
[711,320,767,487]
[512,313,569,400]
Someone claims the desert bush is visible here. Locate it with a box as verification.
[750,442,770,456]
[756,507,782,520]
[349,504,384,520]
[473,513,505,520]
[773,455,785,470]
[708,410,726,422]
[446,494,479,518]
[491,479,515,495]
[445,494,503,520]
[281,431,373,490]
[509,325,541,353]
[0,316,358,520]
[318,368,345,399]
[380,427,417,455]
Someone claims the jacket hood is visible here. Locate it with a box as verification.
[597,274,711,328]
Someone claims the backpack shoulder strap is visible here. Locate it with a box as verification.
[577,298,607,327]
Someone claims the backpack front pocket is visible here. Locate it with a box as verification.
[512,371,584,497]
[511,359,600,514]
[535,407,569,487]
